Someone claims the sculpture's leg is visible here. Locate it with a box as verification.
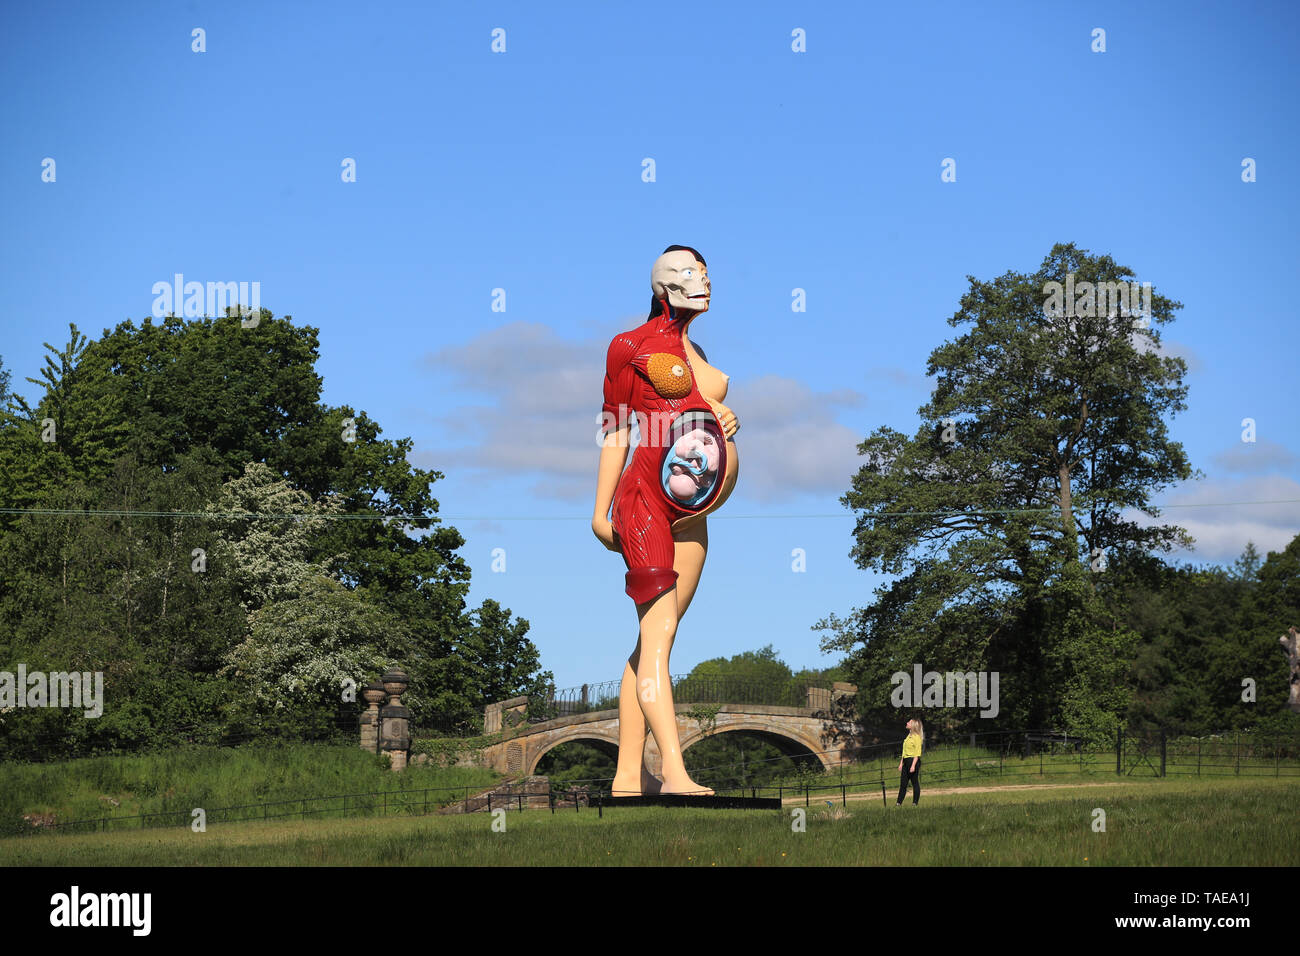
[633,588,713,795]
[672,518,708,619]
[634,519,713,796]
[611,519,708,796]
[612,652,655,795]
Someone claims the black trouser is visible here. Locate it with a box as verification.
[897,758,920,804]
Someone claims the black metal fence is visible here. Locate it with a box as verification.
[11,726,1297,835]
[540,726,1300,801]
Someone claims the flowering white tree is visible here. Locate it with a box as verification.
[228,574,413,714]
[208,461,343,614]
[212,463,417,725]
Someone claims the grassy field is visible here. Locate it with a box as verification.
[2,775,1295,866]
[751,738,1299,799]
[0,742,500,835]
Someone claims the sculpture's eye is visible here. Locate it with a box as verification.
[681,268,693,278]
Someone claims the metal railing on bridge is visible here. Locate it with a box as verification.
[524,675,847,722]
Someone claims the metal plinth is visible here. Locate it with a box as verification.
[605,794,780,810]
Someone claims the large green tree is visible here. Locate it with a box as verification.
[0,312,548,755]
[818,243,1196,737]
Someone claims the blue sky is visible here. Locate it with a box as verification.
[2,0,1297,690]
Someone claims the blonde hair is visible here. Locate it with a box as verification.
[907,718,925,742]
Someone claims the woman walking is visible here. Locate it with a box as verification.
[896,719,924,806]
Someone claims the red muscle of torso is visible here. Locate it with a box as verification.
[601,310,731,603]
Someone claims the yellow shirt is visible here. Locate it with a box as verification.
[901,734,922,759]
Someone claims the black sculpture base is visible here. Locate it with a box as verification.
[605,794,780,810]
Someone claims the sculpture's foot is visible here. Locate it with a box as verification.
[611,767,664,797]
[610,772,643,797]
[659,774,714,797]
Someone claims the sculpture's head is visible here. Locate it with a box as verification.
[649,245,709,319]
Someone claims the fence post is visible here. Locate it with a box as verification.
[1160,732,1166,777]
[384,791,388,817]
[842,783,846,806]
[880,780,886,806]
[1116,727,1122,776]
[1236,733,1241,776]
[465,787,469,813]
[958,739,962,780]
[1198,738,1201,777]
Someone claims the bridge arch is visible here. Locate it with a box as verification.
[526,728,620,776]
[679,720,835,772]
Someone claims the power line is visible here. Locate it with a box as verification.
[0,498,1296,522]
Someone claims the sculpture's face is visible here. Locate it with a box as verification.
[651,249,710,313]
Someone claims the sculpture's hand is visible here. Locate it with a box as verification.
[591,515,621,552]
[709,400,739,438]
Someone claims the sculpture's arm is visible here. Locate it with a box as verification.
[592,424,630,550]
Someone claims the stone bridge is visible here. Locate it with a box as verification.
[479,683,860,778]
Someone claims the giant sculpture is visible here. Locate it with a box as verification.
[591,245,739,796]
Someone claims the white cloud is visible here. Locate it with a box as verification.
[1130,474,1300,563]
[410,320,869,504]
[1135,333,1203,373]
[1212,439,1298,474]
[724,374,866,502]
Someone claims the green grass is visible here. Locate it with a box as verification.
[757,740,1299,800]
[2,775,1295,866]
[0,742,500,835]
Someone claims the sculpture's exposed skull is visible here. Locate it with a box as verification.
[651,249,710,313]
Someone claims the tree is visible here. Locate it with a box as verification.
[0,312,550,755]
[420,598,553,735]
[226,575,414,737]
[1236,535,1300,728]
[818,244,1196,736]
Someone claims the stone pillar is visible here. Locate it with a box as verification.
[360,680,386,753]
[484,700,503,735]
[379,668,412,771]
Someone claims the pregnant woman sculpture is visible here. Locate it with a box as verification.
[591,245,740,796]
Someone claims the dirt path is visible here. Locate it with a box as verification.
[783,781,1122,806]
